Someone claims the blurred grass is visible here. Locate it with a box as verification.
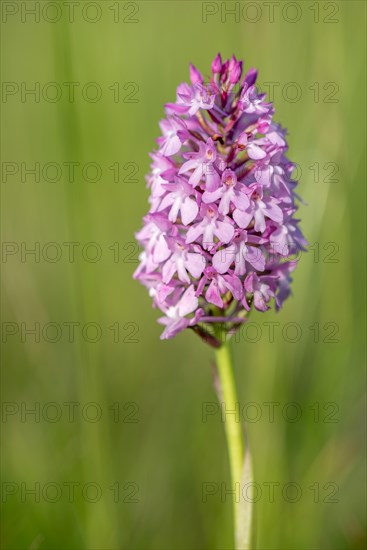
[1,1,366,549]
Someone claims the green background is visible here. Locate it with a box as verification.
[1,1,366,549]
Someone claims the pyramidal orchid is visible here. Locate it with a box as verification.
[134,54,306,549]
[134,54,306,344]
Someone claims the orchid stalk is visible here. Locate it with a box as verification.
[134,54,306,548]
[215,340,246,546]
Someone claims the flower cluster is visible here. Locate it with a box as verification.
[134,54,306,343]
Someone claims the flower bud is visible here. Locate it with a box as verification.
[189,63,203,85]
[212,53,222,74]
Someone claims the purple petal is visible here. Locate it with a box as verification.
[158,193,175,212]
[254,209,266,233]
[265,201,283,224]
[189,165,204,187]
[161,135,181,157]
[203,188,223,204]
[181,197,199,225]
[215,221,234,243]
[202,224,215,249]
[247,143,266,160]
[244,272,256,293]
[160,318,188,340]
[233,208,253,229]
[179,158,198,174]
[270,226,289,256]
[255,166,272,186]
[168,200,181,223]
[222,274,243,300]
[206,280,224,308]
[218,193,232,215]
[165,103,188,115]
[206,170,220,192]
[254,291,269,311]
[186,223,204,244]
[213,245,236,274]
[177,260,190,284]
[153,235,171,263]
[178,285,198,316]
[245,246,265,271]
[185,253,205,279]
[162,258,177,283]
[232,191,250,211]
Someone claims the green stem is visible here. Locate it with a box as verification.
[215,341,244,547]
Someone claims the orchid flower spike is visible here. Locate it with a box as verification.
[134,55,306,345]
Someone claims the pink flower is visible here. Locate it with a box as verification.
[134,55,306,342]
[238,84,271,115]
[186,204,234,250]
[203,169,249,215]
[233,183,283,232]
[157,116,189,157]
[157,177,198,225]
[197,267,243,309]
[213,232,265,276]
[179,137,222,189]
[158,285,203,340]
[243,272,275,311]
[161,239,205,285]
[166,82,216,116]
